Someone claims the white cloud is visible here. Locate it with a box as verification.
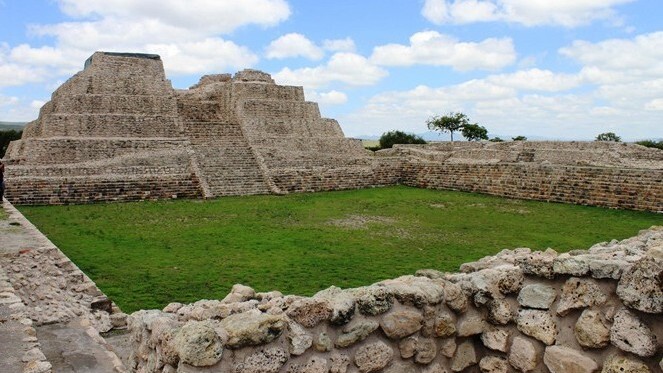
[265,33,324,60]
[0,96,41,122]
[323,38,356,53]
[273,52,388,89]
[147,39,258,75]
[305,90,348,105]
[421,0,634,27]
[56,0,290,34]
[341,33,663,140]
[370,31,516,71]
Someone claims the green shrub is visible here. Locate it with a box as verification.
[378,130,426,149]
[636,139,663,150]
[0,129,22,158]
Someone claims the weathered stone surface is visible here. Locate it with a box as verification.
[457,309,485,337]
[440,338,457,358]
[610,308,658,357]
[220,310,286,349]
[517,284,556,309]
[554,254,590,276]
[286,298,332,328]
[543,345,598,373]
[334,320,379,348]
[383,362,417,373]
[380,309,423,339]
[314,286,356,325]
[516,309,557,345]
[221,284,256,303]
[556,278,608,316]
[288,322,313,355]
[399,337,417,359]
[451,341,477,372]
[422,363,448,373]
[508,336,538,372]
[516,250,556,279]
[379,275,446,307]
[414,338,437,364]
[173,320,223,367]
[23,361,52,373]
[480,356,509,373]
[235,347,288,373]
[354,287,394,316]
[444,281,468,313]
[329,353,350,373]
[286,357,328,373]
[616,257,663,313]
[313,332,332,352]
[433,311,456,337]
[601,354,651,373]
[487,298,513,325]
[574,309,610,348]
[481,328,509,352]
[354,341,394,373]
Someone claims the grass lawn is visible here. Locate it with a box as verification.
[18,186,662,313]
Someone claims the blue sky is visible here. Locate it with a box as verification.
[0,0,661,140]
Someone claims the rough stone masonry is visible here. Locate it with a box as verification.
[2,51,662,211]
[128,226,663,372]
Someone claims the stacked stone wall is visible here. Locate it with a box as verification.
[128,227,663,373]
[401,162,663,212]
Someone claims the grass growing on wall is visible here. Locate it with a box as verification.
[18,186,662,313]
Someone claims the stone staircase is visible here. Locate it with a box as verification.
[185,121,272,197]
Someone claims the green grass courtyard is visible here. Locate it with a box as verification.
[17,186,662,313]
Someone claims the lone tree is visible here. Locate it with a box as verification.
[378,130,426,149]
[595,132,621,142]
[461,123,488,141]
[426,112,470,142]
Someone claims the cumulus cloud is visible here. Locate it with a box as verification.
[265,33,324,60]
[323,38,356,53]
[273,52,388,89]
[370,31,516,71]
[342,32,663,140]
[421,0,634,27]
[305,90,348,105]
[56,0,290,34]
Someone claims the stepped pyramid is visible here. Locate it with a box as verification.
[3,52,371,204]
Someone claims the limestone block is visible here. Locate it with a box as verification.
[601,354,651,373]
[287,322,312,356]
[221,284,256,303]
[444,281,468,313]
[556,278,608,316]
[334,320,379,348]
[313,332,332,352]
[451,341,477,372]
[553,254,590,276]
[380,309,423,339]
[457,309,485,337]
[433,311,457,338]
[314,286,356,325]
[616,257,663,313]
[235,347,288,373]
[543,346,598,373]
[286,298,332,328]
[414,338,437,364]
[610,308,658,357]
[574,309,610,348]
[219,310,286,349]
[487,298,513,325]
[517,284,556,309]
[173,320,223,367]
[508,336,538,372]
[354,341,394,373]
[329,353,350,373]
[481,328,510,352]
[516,309,557,345]
[480,356,509,373]
[354,287,394,316]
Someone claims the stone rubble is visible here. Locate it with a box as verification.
[126,227,663,372]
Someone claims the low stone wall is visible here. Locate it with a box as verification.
[5,174,201,205]
[402,161,663,212]
[127,227,663,373]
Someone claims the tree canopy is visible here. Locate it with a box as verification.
[595,132,621,142]
[426,112,470,142]
[0,129,22,158]
[378,130,426,149]
[461,123,489,141]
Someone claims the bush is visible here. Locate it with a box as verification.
[636,140,663,150]
[489,137,504,142]
[512,136,527,141]
[378,130,426,149]
[0,129,22,158]
[595,132,621,142]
